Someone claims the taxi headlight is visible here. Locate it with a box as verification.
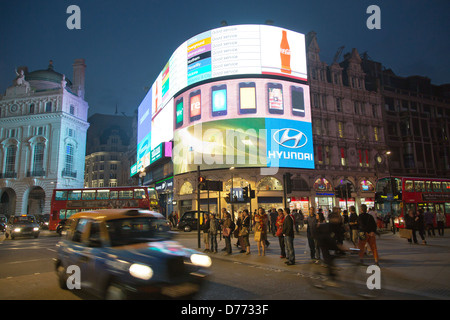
[14,228,21,233]
[190,254,212,268]
[129,263,153,280]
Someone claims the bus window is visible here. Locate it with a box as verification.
[68,190,82,200]
[442,182,450,193]
[432,181,442,192]
[110,191,118,199]
[55,191,68,201]
[66,210,77,219]
[59,209,66,220]
[134,188,145,199]
[414,181,425,192]
[426,181,432,192]
[97,189,110,199]
[82,190,96,200]
[405,180,414,192]
[148,188,158,200]
[119,190,133,199]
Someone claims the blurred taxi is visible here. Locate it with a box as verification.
[55,209,211,299]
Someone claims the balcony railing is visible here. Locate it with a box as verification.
[27,170,46,177]
[62,169,77,178]
[0,171,17,179]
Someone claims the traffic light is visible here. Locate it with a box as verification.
[242,186,249,200]
[345,182,352,199]
[198,176,207,190]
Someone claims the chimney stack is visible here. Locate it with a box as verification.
[72,58,86,99]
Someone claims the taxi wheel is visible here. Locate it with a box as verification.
[184,225,192,232]
[57,265,69,290]
[104,282,127,300]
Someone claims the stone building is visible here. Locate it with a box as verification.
[0,60,89,217]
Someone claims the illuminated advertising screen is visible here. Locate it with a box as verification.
[136,24,308,171]
[172,78,313,174]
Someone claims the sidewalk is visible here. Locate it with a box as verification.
[173,228,450,299]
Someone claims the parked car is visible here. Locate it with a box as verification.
[55,209,211,299]
[5,215,40,240]
[177,210,211,232]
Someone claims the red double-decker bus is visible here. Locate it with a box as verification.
[49,186,159,231]
[375,176,450,229]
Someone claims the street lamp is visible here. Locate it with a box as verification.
[229,167,235,221]
[385,150,396,234]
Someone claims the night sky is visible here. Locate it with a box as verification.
[1,0,449,117]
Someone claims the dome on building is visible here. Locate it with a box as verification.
[25,60,72,90]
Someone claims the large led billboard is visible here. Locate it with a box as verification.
[172,78,314,174]
[137,24,309,171]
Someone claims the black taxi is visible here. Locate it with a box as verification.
[55,209,211,299]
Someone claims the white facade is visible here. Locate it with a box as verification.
[0,60,90,216]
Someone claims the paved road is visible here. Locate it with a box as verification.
[0,229,449,300]
[175,228,450,300]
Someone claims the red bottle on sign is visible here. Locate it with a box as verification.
[280,30,291,74]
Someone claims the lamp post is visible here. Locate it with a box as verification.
[385,151,396,234]
[229,167,235,221]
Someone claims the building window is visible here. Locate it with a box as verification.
[29,104,35,114]
[316,145,323,165]
[338,122,344,138]
[64,144,75,175]
[340,148,347,166]
[336,98,342,112]
[70,105,75,115]
[374,127,379,141]
[45,102,52,112]
[32,143,45,175]
[5,145,17,175]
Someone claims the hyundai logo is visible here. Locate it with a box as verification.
[273,128,307,149]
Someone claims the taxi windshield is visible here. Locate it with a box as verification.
[106,217,171,247]
[13,216,36,224]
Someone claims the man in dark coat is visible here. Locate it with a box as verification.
[282,207,295,265]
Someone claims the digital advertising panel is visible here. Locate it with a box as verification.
[172,78,314,174]
[136,24,309,172]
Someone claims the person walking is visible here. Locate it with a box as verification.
[424,208,435,237]
[222,213,234,255]
[436,209,446,236]
[270,209,278,236]
[254,207,269,256]
[282,207,295,265]
[275,208,286,258]
[416,209,427,245]
[306,207,319,262]
[357,204,379,266]
[202,213,210,253]
[209,213,219,253]
[240,209,251,255]
[405,209,418,244]
[348,205,359,247]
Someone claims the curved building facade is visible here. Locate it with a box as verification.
[136,25,387,218]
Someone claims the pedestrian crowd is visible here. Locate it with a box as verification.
[201,203,450,269]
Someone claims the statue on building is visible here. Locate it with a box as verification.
[14,68,30,88]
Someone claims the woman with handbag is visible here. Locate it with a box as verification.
[254,207,269,256]
[222,213,233,255]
